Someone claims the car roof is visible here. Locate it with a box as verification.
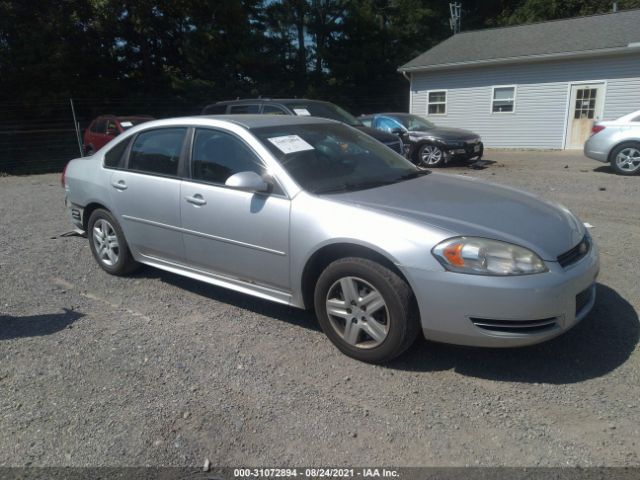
[212,98,332,106]
[616,109,640,122]
[371,112,414,117]
[203,114,338,129]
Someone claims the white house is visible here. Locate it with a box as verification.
[398,9,640,149]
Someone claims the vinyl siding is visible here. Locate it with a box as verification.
[409,53,640,149]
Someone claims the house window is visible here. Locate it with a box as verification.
[427,91,447,115]
[492,86,516,113]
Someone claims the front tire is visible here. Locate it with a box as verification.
[88,209,138,275]
[610,142,640,175]
[314,257,419,363]
[416,143,445,167]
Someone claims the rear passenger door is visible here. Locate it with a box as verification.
[107,127,188,263]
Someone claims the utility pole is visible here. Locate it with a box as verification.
[449,2,461,34]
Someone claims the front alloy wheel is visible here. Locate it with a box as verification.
[325,276,390,349]
[418,144,444,167]
[314,257,419,363]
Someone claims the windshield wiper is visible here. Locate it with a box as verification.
[396,169,432,181]
[314,179,399,194]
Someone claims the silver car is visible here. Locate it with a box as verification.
[584,109,640,175]
[63,115,599,363]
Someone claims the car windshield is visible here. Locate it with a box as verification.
[252,123,428,194]
[283,102,362,127]
[393,114,436,131]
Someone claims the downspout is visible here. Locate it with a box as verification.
[401,70,413,113]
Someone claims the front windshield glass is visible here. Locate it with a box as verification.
[252,123,427,194]
[394,114,435,131]
[283,102,362,127]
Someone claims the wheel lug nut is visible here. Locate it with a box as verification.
[346,308,352,314]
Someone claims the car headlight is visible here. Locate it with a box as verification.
[432,237,548,275]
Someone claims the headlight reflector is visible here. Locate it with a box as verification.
[432,237,547,275]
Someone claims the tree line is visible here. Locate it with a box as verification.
[2,0,637,114]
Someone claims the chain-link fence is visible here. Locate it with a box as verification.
[0,92,408,175]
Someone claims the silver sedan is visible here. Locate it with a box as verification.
[584,109,640,175]
[63,115,599,363]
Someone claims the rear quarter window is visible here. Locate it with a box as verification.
[103,138,131,169]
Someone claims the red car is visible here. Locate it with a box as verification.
[83,115,153,155]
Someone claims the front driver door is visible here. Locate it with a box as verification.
[180,128,291,290]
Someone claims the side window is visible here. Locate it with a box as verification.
[375,117,403,133]
[229,104,260,114]
[104,138,131,169]
[427,91,447,115]
[128,128,187,176]
[94,118,107,134]
[106,120,119,136]
[191,128,264,185]
[203,104,228,114]
[262,105,286,115]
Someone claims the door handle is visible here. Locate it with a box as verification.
[185,194,206,206]
[111,180,127,190]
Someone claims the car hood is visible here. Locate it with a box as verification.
[328,173,585,260]
[410,127,479,142]
[354,125,400,143]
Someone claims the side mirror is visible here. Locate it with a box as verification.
[225,171,271,193]
[106,128,118,137]
[391,127,405,136]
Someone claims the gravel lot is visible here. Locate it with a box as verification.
[0,150,639,468]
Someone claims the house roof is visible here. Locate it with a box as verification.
[399,9,640,72]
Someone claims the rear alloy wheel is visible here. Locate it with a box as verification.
[314,257,419,363]
[611,143,640,175]
[417,143,444,167]
[88,209,139,275]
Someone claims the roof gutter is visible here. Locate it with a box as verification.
[398,44,640,73]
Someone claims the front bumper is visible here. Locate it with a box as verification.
[403,242,599,347]
[445,141,483,160]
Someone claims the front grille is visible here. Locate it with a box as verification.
[557,236,590,268]
[385,140,403,154]
[470,317,558,334]
[576,286,593,314]
[463,139,482,156]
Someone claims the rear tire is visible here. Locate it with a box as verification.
[314,257,419,363]
[610,142,640,175]
[87,209,139,276]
